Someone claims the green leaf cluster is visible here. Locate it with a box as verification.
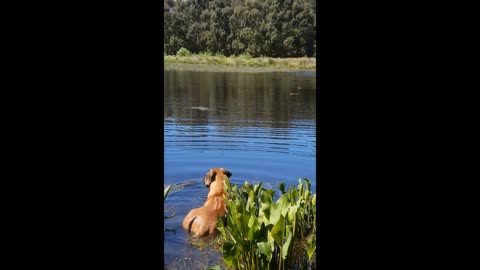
[217,178,316,270]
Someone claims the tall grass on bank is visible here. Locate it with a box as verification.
[164,48,316,70]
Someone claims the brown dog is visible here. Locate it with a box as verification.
[182,168,232,237]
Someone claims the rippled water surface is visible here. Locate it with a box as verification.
[164,64,316,268]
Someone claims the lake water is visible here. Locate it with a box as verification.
[164,63,316,269]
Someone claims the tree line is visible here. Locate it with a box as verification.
[164,0,316,58]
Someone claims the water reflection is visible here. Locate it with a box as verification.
[164,68,316,181]
[164,70,316,129]
[164,66,316,267]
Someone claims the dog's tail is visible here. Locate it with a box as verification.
[187,216,197,234]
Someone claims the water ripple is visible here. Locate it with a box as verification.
[165,121,315,157]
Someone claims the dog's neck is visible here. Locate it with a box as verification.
[207,186,225,198]
[204,175,227,213]
[207,175,227,198]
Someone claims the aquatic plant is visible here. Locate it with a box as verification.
[164,184,172,201]
[164,184,175,233]
[216,177,316,270]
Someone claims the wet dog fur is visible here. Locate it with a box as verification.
[182,168,231,237]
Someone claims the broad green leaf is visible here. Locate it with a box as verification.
[247,214,262,241]
[306,233,316,260]
[287,205,298,223]
[246,189,254,212]
[278,182,286,194]
[268,203,281,226]
[247,224,255,240]
[256,222,268,242]
[304,178,311,191]
[282,225,293,259]
[267,231,275,252]
[298,179,304,195]
[260,189,273,204]
[208,265,221,270]
[304,188,310,200]
[235,204,249,235]
[258,201,271,224]
[227,200,235,213]
[217,219,227,240]
[257,241,272,262]
[290,188,298,202]
[248,214,262,231]
[270,214,285,246]
[288,205,298,236]
[253,182,263,197]
[247,214,255,228]
[270,194,290,225]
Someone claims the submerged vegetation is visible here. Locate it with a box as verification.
[164,48,316,70]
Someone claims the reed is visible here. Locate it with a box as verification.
[164,184,175,233]
[164,184,172,201]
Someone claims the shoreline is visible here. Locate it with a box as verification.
[164,54,316,71]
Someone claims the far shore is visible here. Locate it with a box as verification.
[164,54,316,71]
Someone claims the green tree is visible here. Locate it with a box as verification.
[163,0,316,57]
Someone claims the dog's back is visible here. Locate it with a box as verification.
[182,168,231,237]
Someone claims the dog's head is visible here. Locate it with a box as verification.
[203,168,232,188]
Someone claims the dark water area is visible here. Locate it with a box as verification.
[164,65,316,269]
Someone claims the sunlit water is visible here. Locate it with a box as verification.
[164,63,316,269]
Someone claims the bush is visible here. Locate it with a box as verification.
[176,47,192,57]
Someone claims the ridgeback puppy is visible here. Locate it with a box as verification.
[182,168,232,237]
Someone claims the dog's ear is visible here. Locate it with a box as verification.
[221,168,232,178]
[204,169,216,187]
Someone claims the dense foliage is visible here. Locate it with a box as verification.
[216,177,316,269]
[164,0,316,58]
